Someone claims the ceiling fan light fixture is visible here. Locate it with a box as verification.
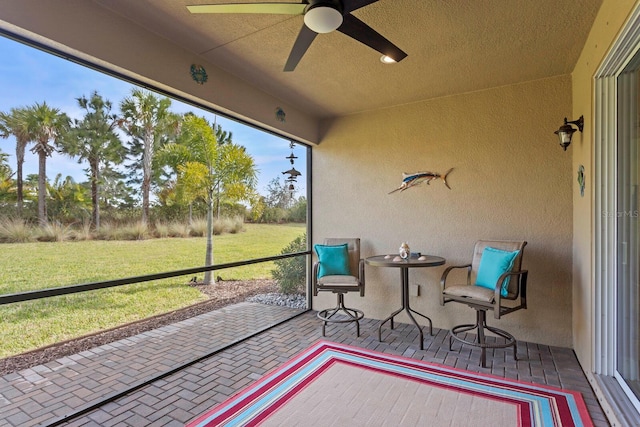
[304,5,343,33]
[380,55,396,64]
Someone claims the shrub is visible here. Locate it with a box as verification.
[288,197,307,223]
[0,217,35,243]
[271,232,307,294]
[261,207,287,224]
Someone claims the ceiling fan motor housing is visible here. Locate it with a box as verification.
[304,0,344,33]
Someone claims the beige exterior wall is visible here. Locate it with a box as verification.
[572,0,636,368]
[313,76,574,347]
[571,0,638,423]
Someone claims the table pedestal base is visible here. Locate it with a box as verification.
[378,267,433,350]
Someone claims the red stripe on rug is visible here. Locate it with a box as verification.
[325,342,592,427]
[187,341,593,427]
[189,344,329,426]
[336,358,533,426]
[248,358,340,426]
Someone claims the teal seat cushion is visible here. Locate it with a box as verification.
[475,247,519,297]
[314,243,350,278]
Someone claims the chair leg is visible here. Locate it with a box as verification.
[317,293,364,337]
[449,309,517,368]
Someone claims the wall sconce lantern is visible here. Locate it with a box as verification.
[554,115,584,151]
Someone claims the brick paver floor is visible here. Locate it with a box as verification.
[0,303,609,426]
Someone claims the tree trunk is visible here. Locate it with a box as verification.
[16,144,24,214]
[203,187,214,285]
[91,158,100,230]
[37,150,47,226]
[141,128,154,225]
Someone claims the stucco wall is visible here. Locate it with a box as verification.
[571,0,638,423]
[313,76,574,347]
[571,0,637,371]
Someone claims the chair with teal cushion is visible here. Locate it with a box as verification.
[440,240,528,367]
[313,238,365,336]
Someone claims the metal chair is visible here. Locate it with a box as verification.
[440,240,528,367]
[313,238,365,336]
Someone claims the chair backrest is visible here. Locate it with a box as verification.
[323,238,361,278]
[471,240,527,295]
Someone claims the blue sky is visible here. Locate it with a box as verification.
[0,35,306,196]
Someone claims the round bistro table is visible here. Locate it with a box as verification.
[365,255,446,350]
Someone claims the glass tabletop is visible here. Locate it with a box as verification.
[365,255,445,267]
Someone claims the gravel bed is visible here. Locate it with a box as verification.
[246,292,307,309]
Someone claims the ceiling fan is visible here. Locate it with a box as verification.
[187,0,407,71]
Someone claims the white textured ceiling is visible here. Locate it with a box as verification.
[93,0,602,119]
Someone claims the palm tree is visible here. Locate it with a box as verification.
[62,91,125,230]
[212,143,257,218]
[0,149,14,203]
[162,114,257,284]
[211,118,234,218]
[23,102,70,225]
[213,120,232,145]
[119,89,178,225]
[46,173,90,223]
[0,107,31,213]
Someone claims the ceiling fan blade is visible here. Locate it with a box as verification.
[284,25,318,71]
[187,3,306,15]
[338,14,407,62]
[342,0,379,14]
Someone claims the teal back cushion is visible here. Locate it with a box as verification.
[314,243,351,278]
[475,247,520,297]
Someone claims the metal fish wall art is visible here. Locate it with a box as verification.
[389,168,453,194]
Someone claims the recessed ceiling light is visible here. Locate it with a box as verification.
[380,55,396,64]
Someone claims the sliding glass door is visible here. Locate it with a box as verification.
[616,48,640,409]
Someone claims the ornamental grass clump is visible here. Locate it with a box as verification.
[96,221,116,240]
[117,221,149,240]
[37,222,74,242]
[189,217,208,237]
[0,217,35,243]
[214,215,245,234]
[212,217,227,235]
[227,215,245,234]
[71,220,93,241]
[154,221,170,238]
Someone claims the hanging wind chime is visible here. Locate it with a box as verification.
[282,142,300,195]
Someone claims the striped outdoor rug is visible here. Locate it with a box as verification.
[187,341,593,426]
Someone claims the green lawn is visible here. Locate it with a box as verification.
[0,223,306,358]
